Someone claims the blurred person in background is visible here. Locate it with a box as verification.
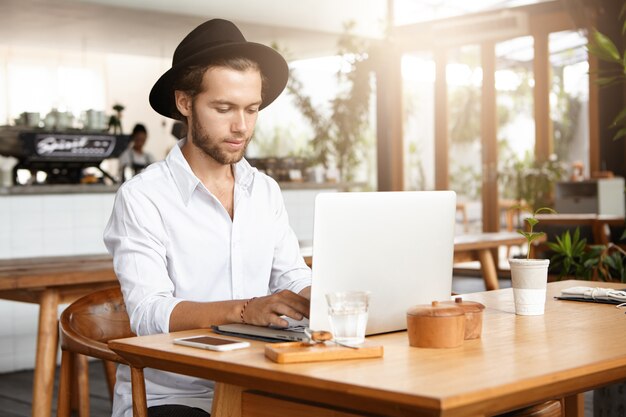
[118,123,154,180]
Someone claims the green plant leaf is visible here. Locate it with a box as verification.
[597,76,620,86]
[605,254,617,270]
[535,207,557,215]
[526,217,539,227]
[583,257,597,268]
[589,30,622,63]
[562,258,572,277]
[556,232,565,248]
[621,229,626,241]
[572,228,587,255]
[528,232,545,243]
[613,127,626,141]
[564,230,572,253]
[574,241,586,256]
[546,242,560,252]
[611,107,626,128]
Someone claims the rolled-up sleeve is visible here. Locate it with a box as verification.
[103,185,183,335]
[267,182,312,295]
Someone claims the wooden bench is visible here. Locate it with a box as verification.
[0,254,117,417]
[453,232,534,291]
[534,214,624,245]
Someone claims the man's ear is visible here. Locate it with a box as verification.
[174,91,192,117]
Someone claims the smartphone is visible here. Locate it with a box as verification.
[173,335,250,352]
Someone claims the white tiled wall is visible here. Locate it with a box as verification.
[0,192,116,372]
[282,189,337,244]
[0,193,115,259]
[0,188,322,372]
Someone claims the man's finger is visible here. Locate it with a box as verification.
[274,291,310,317]
[267,313,289,328]
[271,304,305,322]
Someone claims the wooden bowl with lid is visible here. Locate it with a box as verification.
[442,297,485,340]
[406,301,465,348]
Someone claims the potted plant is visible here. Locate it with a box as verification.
[508,207,556,315]
[547,227,626,282]
[108,103,125,135]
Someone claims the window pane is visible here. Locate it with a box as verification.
[3,47,106,125]
[549,30,589,178]
[402,52,435,191]
[496,36,535,207]
[447,45,482,233]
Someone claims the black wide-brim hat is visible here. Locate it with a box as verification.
[149,19,289,119]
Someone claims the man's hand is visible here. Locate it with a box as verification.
[299,286,311,300]
[242,290,310,328]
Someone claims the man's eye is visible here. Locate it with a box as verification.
[216,108,229,113]
[247,108,259,114]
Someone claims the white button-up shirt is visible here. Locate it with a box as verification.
[103,139,311,417]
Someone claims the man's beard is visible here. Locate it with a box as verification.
[189,105,251,165]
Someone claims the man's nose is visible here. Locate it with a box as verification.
[231,111,247,133]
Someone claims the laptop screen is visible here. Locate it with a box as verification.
[308,191,456,335]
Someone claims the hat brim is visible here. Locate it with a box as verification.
[149,42,288,119]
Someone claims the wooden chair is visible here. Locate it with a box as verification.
[57,286,146,417]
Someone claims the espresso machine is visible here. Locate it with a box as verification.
[0,126,129,185]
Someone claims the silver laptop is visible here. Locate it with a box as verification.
[217,191,456,342]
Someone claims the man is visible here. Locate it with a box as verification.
[117,123,154,181]
[104,19,311,417]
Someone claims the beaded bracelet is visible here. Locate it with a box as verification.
[240,297,257,323]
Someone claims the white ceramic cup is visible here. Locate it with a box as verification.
[509,259,550,315]
[325,291,370,345]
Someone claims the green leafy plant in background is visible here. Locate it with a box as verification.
[587,3,626,141]
[547,227,592,280]
[285,22,374,182]
[499,151,567,212]
[515,207,557,259]
[586,244,626,282]
[548,227,626,282]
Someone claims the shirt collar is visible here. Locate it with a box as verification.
[166,139,257,205]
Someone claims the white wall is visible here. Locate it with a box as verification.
[0,193,114,258]
[0,192,116,372]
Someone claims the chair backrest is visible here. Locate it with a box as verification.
[59,286,135,363]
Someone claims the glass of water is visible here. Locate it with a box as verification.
[325,291,370,345]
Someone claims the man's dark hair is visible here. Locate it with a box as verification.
[171,56,268,121]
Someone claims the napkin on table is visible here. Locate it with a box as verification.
[556,286,626,305]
